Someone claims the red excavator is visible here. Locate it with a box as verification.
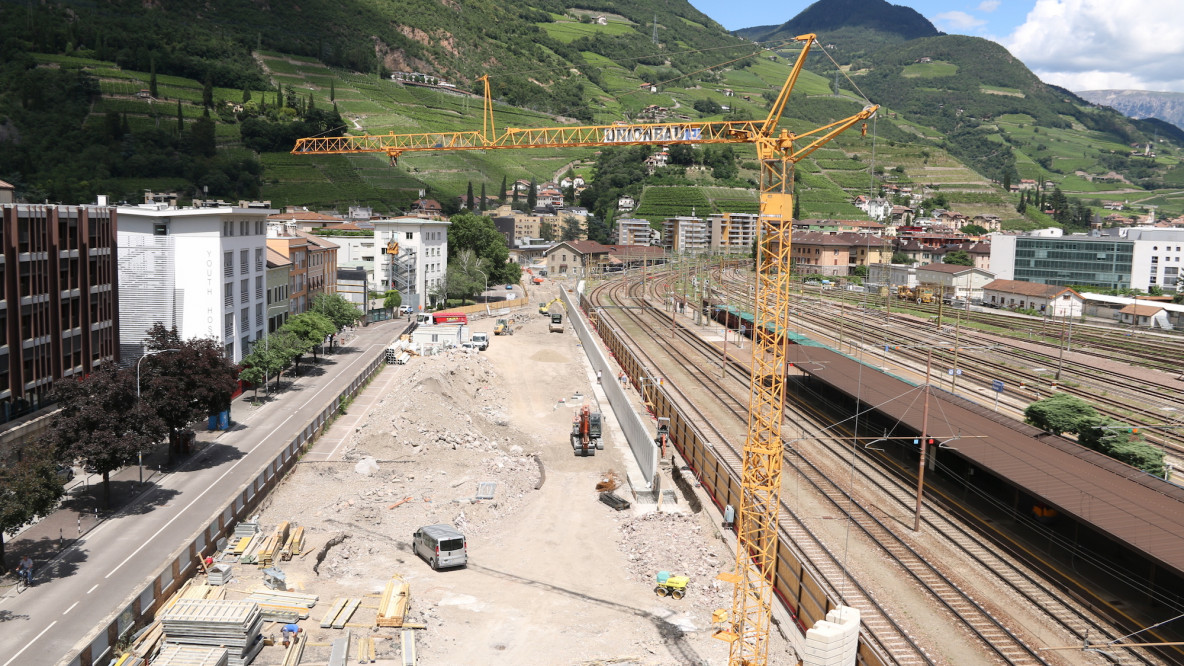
[570,404,603,457]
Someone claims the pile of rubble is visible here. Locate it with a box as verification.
[615,512,732,614]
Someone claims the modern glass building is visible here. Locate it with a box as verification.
[1011,237,1134,289]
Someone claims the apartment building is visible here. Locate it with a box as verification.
[707,212,757,253]
[662,217,709,255]
[0,203,119,422]
[616,218,658,246]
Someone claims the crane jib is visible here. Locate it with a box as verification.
[602,125,703,144]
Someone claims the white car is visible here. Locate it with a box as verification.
[398,305,413,315]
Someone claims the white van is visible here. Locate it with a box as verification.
[413,524,467,570]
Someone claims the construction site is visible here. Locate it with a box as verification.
[117,292,786,666]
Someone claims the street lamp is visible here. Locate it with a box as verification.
[136,348,181,485]
[475,268,488,313]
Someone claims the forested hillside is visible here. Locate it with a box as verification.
[0,0,1182,225]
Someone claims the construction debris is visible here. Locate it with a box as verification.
[376,577,411,627]
[599,491,630,511]
[595,470,621,493]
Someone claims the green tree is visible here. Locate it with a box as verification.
[466,181,474,211]
[140,324,239,458]
[479,182,487,213]
[1077,416,1165,476]
[527,179,537,210]
[311,292,364,332]
[176,99,184,134]
[960,224,988,236]
[561,215,582,241]
[943,250,974,266]
[1001,172,1011,193]
[0,448,63,567]
[500,175,507,203]
[50,366,166,508]
[383,290,402,311]
[283,311,337,361]
[241,332,299,393]
[1024,393,1097,436]
[890,251,911,264]
[851,265,869,278]
[149,55,158,98]
[202,75,214,109]
[330,80,335,102]
[445,248,487,301]
[447,212,515,283]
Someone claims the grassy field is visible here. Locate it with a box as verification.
[538,20,638,42]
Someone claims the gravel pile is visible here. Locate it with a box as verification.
[615,512,732,614]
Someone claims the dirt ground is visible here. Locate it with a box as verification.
[229,297,793,666]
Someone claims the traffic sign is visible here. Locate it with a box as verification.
[992,379,1004,392]
[947,368,963,376]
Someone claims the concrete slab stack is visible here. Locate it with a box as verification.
[151,645,229,666]
[160,599,264,666]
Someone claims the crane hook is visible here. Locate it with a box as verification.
[861,123,867,137]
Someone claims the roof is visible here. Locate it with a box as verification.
[792,231,891,247]
[983,279,1080,299]
[916,262,983,275]
[298,231,340,249]
[785,343,1184,579]
[268,210,342,222]
[605,244,665,258]
[546,240,612,256]
[320,222,365,231]
[1119,304,1164,316]
[266,247,292,268]
[0,180,13,189]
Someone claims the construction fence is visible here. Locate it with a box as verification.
[66,348,388,666]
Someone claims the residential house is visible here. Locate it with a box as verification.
[369,217,450,310]
[981,279,1083,316]
[1117,303,1173,329]
[544,240,613,277]
[791,232,892,276]
[265,248,291,333]
[410,199,443,216]
[267,208,344,233]
[299,232,339,305]
[617,196,636,212]
[267,222,312,317]
[708,213,758,253]
[914,263,995,302]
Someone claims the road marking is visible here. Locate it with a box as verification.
[3,620,57,666]
[62,601,79,615]
[87,584,98,594]
[106,344,384,579]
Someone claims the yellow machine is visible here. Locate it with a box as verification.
[294,35,877,665]
[655,571,689,600]
[896,285,914,300]
[494,318,513,335]
[539,297,564,315]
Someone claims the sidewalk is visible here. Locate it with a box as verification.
[1,323,403,591]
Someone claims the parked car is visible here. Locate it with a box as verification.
[398,305,413,315]
[56,464,75,483]
[504,284,515,290]
[413,524,467,570]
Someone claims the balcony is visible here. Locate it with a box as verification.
[223,264,233,277]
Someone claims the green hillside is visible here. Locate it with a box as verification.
[1,0,1183,227]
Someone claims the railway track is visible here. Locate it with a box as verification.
[591,267,1169,665]
[590,273,1113,665]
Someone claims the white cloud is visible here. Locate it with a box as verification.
[1003,0,1184,92]
[934,11,986,30]
[976,0,1000,12]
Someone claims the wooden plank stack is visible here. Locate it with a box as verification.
[376,577,411,627]
[280,526,305,560]
[256,521,289,567]
[151,645,229,666]
[159,599,264,666]
[320,597,360,629]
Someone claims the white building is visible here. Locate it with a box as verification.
[117,201,275,363]
[990,227,1184,292]
[707,212,757,253]
[371,217,450,311]
[914,263,995,302]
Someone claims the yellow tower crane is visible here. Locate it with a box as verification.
[294,35,877,666]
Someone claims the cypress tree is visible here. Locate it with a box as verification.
[176,99,184,134]
[479,183,486,212]
[466,181,474,210]
[149,56,158,98]
[527,179,537,210]
[500,175,507,203]
[330,80,335,102]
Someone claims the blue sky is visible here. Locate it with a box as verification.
[689,0,1184,92]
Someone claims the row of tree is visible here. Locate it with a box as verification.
[0,294,364,566]
[239,293,364,395]
[1024,393,1164,476]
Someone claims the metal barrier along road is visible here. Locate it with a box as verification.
[561,284,657,488]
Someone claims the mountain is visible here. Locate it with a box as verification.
[1076,90,1184,132]
[734,0,941,63]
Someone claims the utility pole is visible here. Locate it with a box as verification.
[914,348,933,532]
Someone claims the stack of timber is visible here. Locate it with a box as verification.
[376,577,411,627]
[160,599,264,666]
[319,597,361,629]
[280,526,305,560]
[113,655,145,666]
[279,633,305,666]
[152,645,229,666]
[257,522,289,567]
[247,588,317,620]
[355,636,377,663]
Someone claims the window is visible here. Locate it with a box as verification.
[224,252,234,277]
[255,276,263,299]
[255,248,263,272]
[241,307,249,329]
[240,249,249,274]
[406,232,413,240]
[240,279,249,303]
[154,223,168,236]
[224,283,233,307]
[257,303,263,322]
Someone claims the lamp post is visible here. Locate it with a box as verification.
[136,348,181,485]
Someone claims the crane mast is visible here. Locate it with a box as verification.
[293,35,877,666]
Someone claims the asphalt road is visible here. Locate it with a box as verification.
[0,321,402,666]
